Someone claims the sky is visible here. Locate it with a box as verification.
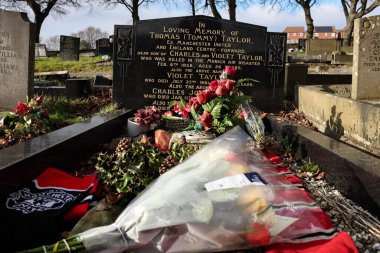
[32,1,380,42]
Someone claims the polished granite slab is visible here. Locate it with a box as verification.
[266,116,380,216]
[0,109,132,185]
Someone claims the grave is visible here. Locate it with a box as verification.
[94,75,112,86]
[96,38,113,56]
[112,16,286,112]
[59,35,80,61]
[266,115,380,216]
[0,9,34,110]
[65,79,92,99]
[352,15,380,100]
[296,14,380,155]
[35,43,47,58]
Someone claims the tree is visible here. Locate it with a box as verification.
[296,0,316,40]
[71,26,109,49]
[340,0,380,46]
[204,0,253,21]
[0,0,82,43]
[207,0,223,19]
[227,0,237,21]
[187,0,203,15]
[96,0,155,23]
[44,35,60,50]
[259,0,317,39]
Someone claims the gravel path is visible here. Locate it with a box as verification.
[300,173,380,252]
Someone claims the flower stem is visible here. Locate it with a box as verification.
[22,236,85,253]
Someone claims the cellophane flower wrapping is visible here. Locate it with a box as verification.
[78,126,330,253]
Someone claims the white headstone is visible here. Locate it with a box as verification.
[0,9,35,110]
[35,43,47,58]
[352,15,380,100]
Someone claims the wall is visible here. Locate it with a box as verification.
[298,85,380,154]
[306,39,341,55]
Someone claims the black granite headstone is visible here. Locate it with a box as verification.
[94,75,112,86]
[113,16,286,112]
[96,38,113,56]
[60,35,80,61]
[65,79,92,98]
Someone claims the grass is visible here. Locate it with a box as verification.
[35,56,112,73]
[43,96,117,128]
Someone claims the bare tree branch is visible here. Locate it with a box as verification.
[0,0,83,43]
[340,0,380,45]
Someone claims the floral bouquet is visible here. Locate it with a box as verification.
[165,66,259,135]
[2,96,50,136]
[26,126,332,253]
[133,106,162,126]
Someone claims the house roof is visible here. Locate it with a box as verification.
[314,26,336,33]
[283,26,305,33]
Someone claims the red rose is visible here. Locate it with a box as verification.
[245,223,270,246]
[180,106,191,118]
[209,80,219,92]
[188,97,200,110]
[173,103,180,113]
[36,96,43,106]
[15,102,30,116]
[215,85,228,97]
[205,89,216,100]
[198,111,213,130]
[196,90,209,104]
[155,129,171,152]
[224,66,237,77]
[225,79,236,91]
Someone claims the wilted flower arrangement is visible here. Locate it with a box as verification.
[133,106,162,126]
[2,96,50,136]
[166,66,258,135]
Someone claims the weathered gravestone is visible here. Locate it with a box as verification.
[0,9,35,110]
[352,15,380,100]
[113,16,286,112]
[96,38,113,56]
[35,43,47,58]
[60,35,80,61]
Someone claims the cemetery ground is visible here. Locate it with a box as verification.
[0,93,115,150]
[1,8,379,252]
[1,57,379,252]
[35,56,113,78]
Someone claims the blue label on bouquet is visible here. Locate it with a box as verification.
[205,172,266,192]
[244,172,267,185]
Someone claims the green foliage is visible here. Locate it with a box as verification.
[43,96,112,128]
[35,56,112,73]
[1,95,115,150]
[203,99,223,119]
[95,139,201,195]
[169,141,203,163]
[281,134,298,157]
[3,97,51,137]
[96,140,163,194]
[298,158,320,174]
